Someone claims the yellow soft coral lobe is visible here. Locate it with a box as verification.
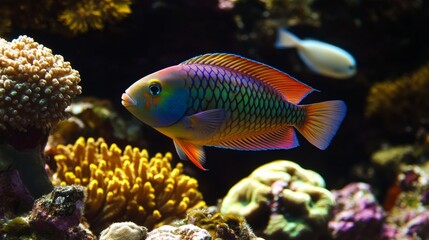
[58,0,132,34]
[52,137,206,233]
[365,62,429,130]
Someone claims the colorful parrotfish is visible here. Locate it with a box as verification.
[122,53,346,170]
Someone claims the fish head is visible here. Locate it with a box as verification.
[336,56,357,78]
[122,66,189,127]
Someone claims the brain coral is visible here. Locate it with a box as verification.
[0,35,81,132]
[51,137,206,233]
[220,160,334,240]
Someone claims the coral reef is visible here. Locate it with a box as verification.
[365,62,429,132]
[99,222,147,240]
[0,35,81,200]
[50,137,206,233]
[383,210,429,239]
[28,185,86,237]
[370,145,416,185]
[328,182,385,240]
[0,0,133,35]
[146,224,211,240]
[1,185,96,239]
[381,165,429,239]
[183,208,263,240]
[46,97,144,150]
[220,160,334,240]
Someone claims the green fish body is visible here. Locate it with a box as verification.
[122,53,346,170]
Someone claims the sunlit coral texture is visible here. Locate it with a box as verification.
[52,137,206,233]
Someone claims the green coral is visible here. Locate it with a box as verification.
[365,62,429,131]
[0,217,32,238]
[220,160,334,240]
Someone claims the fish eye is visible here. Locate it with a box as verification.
[149,82,162,96]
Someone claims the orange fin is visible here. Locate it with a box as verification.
[184,109,227,139]
[296,100,347,150]
[180,53,316,104]
[174,139,208,171]
[215,127,299,150]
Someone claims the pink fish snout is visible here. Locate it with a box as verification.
[121,92,137,107]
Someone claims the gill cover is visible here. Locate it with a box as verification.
[127,66,189,127]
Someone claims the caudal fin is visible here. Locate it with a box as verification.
[275,28,301,49]
[296,100,347,150]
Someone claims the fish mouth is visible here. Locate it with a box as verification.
[121,91,137,107]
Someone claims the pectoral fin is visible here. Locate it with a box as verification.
[184,108,227,139]
[174,139,207,171]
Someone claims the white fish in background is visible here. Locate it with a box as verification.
[275,28,357,79]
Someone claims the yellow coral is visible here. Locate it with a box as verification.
[52,137,206,233]
[0,0,132,35]
[365,62,429,129]
[58,0,132,34]
[59,1,104,33]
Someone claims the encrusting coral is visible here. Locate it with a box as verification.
[183,208,264,240]
[328,182,385,240]
[50,137,206,233]
[0,35,81,201]
[0,185,96,239]
[99,221,147,240]
[382,165,429,239]
[366,61,429,131]
[145,224,211,240]
[220,160,334,240]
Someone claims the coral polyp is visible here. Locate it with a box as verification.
[0,35,81,132]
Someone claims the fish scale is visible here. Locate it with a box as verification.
[181,64,305,143]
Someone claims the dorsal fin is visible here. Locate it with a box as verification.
[180,53,316,104]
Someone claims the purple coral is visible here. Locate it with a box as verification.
[329,182,385,240]
[383,209,429,239]
[28,185,95,239]
[381,165,429,239]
